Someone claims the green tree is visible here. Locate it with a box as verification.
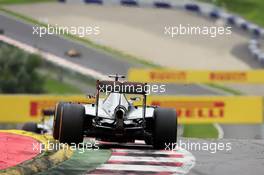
[0,42,44,93]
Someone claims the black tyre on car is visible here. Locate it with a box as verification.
[22,122,41,134]
[57,103,84,144]
[53,102,66,140]
[152,108,177,149]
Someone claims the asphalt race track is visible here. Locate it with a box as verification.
[1,5,264,174]
[185,138,264,175]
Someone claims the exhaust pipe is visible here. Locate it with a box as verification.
[115,106,126,129]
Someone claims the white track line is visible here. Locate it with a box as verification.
[0,35,109,80]
[109,155,193,163]
[112,148,187,155]
[103,148,196,174]
[97,164,186,173]
[214,123,224,139]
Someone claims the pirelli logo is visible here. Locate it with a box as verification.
[29,99,92,117]
[30,100,57,117]
[150,71,186,81]
[209,72,247,81]
[151,101,225,118]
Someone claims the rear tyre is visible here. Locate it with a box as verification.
[58,103,84,144]
[22,122,41,134]
[153,108,177,149]
[53,102,66,140]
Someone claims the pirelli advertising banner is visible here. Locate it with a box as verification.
[0,95,262,124]
[148,96,263,124]
[128,69,264,83]
[0,95,92,123]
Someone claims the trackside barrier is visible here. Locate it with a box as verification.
[0,95,262,124]
[128,68,264,84]
[248,39,264,64]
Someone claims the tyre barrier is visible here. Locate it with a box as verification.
[249,39,264,65]
[58,0,264,65]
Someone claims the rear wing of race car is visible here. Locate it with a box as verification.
[95,80,148,125]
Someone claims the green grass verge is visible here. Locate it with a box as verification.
[0,6,221,139]
[0,0,55,5]
[200,0,264,27]
[43,61,96,87]
[183,124,219,138]
[44,77,82,94]
[1,34,84,94]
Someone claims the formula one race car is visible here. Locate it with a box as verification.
[53,75,177,149]
[22,110,54,134]
[65,49,81,57]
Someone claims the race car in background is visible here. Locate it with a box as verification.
[22,110,54,134]
[53,75,178,149]
[65,48,81,57]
